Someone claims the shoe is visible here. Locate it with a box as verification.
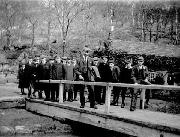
[130,107,135,111]
[21,92,26,95]
[44,98,50,101]
[110,101,116,106]
[80,105,85,108]
[144,103,149,109]
[73,98,78,101]
[32,93,36,98]
[100,102,104,105]
[90,105,98,109]
[121,103,125,108]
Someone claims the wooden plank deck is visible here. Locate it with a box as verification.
[26,98,180,137]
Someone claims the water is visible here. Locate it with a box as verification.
[0,108,131,137]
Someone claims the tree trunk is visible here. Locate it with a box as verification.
[141,13,145,42]
[47,21,51,52]
[31,24,35,47]
[6,29,11,48]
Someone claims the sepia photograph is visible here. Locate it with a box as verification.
[0,0,180,137]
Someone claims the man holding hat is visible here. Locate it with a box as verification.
[74,46,97,109]
[91,56,101,104]
[130,56,151,111]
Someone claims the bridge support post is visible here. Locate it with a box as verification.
[59,82,64,103]
[140,89,145,109]
[105,84,112,113]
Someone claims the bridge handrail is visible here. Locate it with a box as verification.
[38,80,180,113]
[39,80,180,90]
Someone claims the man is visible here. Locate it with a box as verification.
[130,56,151,111]
[72,57,78,101]
[109,58,120,106]
[91,57,101,104]
[65,57,74,102]
[31,56,41,98]
[49,56,55,101]
[51,55,66,102]
[38,55,50,101]
[74,46,97,109]
[18,61,28,95]
[26,56,34,98]
[98,56,111,104]
[119,57,134,108]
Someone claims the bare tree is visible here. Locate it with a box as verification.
[23,1,41,47]
[53,0,86,56]
[0,0,22,49]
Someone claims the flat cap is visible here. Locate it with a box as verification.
[137,56,144,61]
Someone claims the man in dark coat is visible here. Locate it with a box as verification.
[18,61,29,95]
[130,56,151,111]
[49,56,55,101]
[51,55,66,102]
[91,57,101,104]
[65,57,74,102]
[26,56,34,98]
[74,46,97,109]
[38,55,50,101]
[109,59,121,106]
[31,56,41,98]
[72,58,78,101]
[119,58,134,108]
[98,56,111,104]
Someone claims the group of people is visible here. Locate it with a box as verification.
[18,46,151,111]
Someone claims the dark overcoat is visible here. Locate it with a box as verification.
[120,66,134,84]
[74,56,93,81]
[52,62,65,80]
[98,62,112,82]
[18,67,29,88]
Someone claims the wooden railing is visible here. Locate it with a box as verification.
[39,80,180,113]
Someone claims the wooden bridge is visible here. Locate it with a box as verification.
[26,80,180,137]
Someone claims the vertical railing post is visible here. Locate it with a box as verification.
[59,81,64,103]
[105,84,112,113]
[140,88,146,109]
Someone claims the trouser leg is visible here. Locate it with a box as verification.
[112,87,120,105]
[94,86,101,104]
[63,86,66,101]
[145,89,150,104]
[68,85,73,101]
[21,88,24,94]
[73,85,78,100]
[28,83,32,98]
[121,87,126,105]
[130,88,139,110]
[88,85,96,107]
[101,86,106,103]
[79,85,85,106]
[38,90,43,99]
